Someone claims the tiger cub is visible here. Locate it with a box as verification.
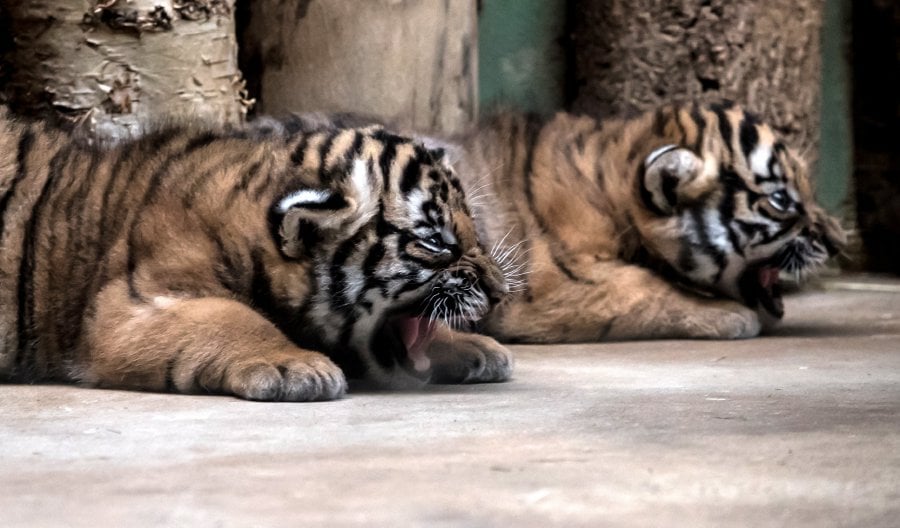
[0,108,512,401]
[452,102,846,342]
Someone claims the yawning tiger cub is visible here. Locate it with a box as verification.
[453,102,845,342]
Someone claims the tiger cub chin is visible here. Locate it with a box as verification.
[0,108,512,401]
[451,102,846,342]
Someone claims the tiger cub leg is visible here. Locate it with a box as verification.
[488,263,760,343]
[425,325,514,384]
[82,284,346,401]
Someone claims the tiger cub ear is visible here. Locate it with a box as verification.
[641,145,707,215]
[273,158,375,258]
[418,135,464,167]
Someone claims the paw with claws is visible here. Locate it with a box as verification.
[426,326,514,384]
[223,351,347,401]
[684,300,762,339]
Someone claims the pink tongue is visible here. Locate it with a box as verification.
[759,267,780,289]
[398,316,435,372]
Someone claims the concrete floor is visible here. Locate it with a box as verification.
[1,277,899,527]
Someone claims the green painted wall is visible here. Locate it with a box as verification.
[478,0,566,115]
[818,0,852,214]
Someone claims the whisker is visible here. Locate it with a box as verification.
[495,238,528,265]
[490,228,515,259]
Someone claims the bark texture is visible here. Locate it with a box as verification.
[2,0,247,140]
[239,0,477,135]
[852,0,900,274]
[570,0,824,160]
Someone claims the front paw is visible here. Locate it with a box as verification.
[696,301,762,339]
[224,352,347,401]
[426,327,514,384]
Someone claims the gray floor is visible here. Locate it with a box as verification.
[2,277,899,527]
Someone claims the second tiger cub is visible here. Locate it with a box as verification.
[456,102,845,342]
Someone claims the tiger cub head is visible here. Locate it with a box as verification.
[260,123,507,385]
[634,102,845,322]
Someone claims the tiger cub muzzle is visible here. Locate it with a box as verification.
[377,250,507,378]
[738,211,844,319]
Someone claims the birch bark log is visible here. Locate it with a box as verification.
[2,0,247,140]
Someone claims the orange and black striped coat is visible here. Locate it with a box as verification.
[452,102,845,342]
[0,109,512,400]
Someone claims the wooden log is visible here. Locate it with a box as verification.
[2,0,248,140]
[239,0,477,135]
[570,0,824,162]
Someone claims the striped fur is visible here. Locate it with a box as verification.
[0,107,511,401]
[451,102,846,342]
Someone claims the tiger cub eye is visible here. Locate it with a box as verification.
[768,190,792,212]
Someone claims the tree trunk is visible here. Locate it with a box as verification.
[2,0,247,140]
[238,0,477,135]
[570,0,824,162]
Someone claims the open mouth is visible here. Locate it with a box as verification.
[371,312,438,376]
[739,264,785,319]
[393,315,436,372]
[369,280,494,377]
